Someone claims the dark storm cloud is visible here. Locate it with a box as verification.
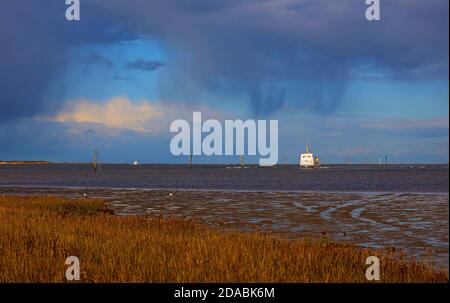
[80,53,113,74]
[81,53,113,68]
[249,84,287,115]
[0,0,136,122]
[89,0,448,115]
[125,59,165,72]
[0,0,448,120]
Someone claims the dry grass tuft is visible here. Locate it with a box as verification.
[0,195,447,283]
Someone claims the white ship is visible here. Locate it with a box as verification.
[300,146,319,168]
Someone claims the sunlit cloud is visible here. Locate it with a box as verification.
[43,97,161,133]
[39,96,230,135]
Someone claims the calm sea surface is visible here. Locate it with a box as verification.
[0,164,448,269]
[0,164,448,192]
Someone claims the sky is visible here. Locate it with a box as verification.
[0,0,448,164]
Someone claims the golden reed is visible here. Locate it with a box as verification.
[0,195,447,283]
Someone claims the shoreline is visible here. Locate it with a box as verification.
[1,184,449,195]
[0,161,50,165]
[0,187,448,271]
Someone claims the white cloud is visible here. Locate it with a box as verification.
[50,96,161,133]
[39,96,230,135]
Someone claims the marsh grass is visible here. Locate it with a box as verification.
[0,195,447,283]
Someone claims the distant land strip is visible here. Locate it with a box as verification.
[0,161,50,165]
